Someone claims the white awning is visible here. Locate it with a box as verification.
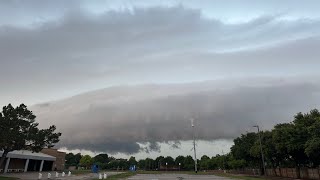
[0,150,56,161]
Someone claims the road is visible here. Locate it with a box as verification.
[127,173,232,180]
[3,171,122,179]
[3,172,232,180]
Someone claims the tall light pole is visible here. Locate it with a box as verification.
[222,150,226,172]
[166,162,168,171]
[191,118,198,173]
[253,125,266,175]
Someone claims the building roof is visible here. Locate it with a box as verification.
[0,150,56,161]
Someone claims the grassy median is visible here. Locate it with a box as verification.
[70,169,92,175]
[0,177,19,180]
[93,172,136,180]
[213,173,266,180]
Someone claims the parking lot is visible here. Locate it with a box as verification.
[127,173,231,180]
[2,171,123,180]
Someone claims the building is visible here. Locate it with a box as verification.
[40,148,66,171]
[0,148,66,173]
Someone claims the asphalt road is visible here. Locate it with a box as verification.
[3,171,122,179]
[127,174,232,180]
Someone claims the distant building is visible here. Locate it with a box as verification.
[0,148,65,173]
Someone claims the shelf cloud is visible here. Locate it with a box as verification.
[1,1,320,155]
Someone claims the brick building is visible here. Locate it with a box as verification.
[0,150,56,173]
[0,148,66,173]
[41,148,66,171]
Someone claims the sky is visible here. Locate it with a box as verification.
[1,0,320,159]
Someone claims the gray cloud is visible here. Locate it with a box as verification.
[31,78,320,154]
[1,2,320,154]
[1,5,320,106]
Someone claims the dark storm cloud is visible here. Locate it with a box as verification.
[1,2,320,154]
[31,78,320,154]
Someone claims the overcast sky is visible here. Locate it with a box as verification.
[1,0,320,159]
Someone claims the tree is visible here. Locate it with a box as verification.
[199,155,210,170]
[183,155,195,170]
[250,130,287,176]
[210,154,226,170]
[163,156,174,166]
[228,158,246,169]
[175,155,185,169]
[230,132,259,168]
[107,160,119,170]
[0,104,61,169]
[93,154,109,169]
[117,159,129,170]
[155,156,164,169]
[138,159,146,170]
[304,110,320,166]
[145,158,155,170]
[128,156,137,165]
[94,154,109,164]
[66,153,82,167]
[80,155,93,169]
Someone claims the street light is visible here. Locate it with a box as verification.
[158,159,162,171]
[166,162,168,171]
[191,118,198,173]
[179,163,181,171]
[253,125,266,175]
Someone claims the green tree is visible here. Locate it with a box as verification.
[144,158,155,170]
[200,155,210,170]
[163,156,174,166]
[230,132,259,168]
[65,153,82,167]
[175,155,185,169]
[0,104,61,169]
[80,155,93,169]
[107,159,119,170]
[155,156,164,169]
[93,154,109,169]
[304,110,320,166]
[251,130,283,174]
[94,154,109,164]
[128,156,137,165]
[228,158,246,169]
[210,154,227,170]
[183,155,195,170]
[138,159,146,170]
[117,159,129,170]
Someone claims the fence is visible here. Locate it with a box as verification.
[266,168,320,179]
[225,168,320,179]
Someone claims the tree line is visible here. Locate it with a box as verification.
[66,153,196,171]
[66,151,249,171]
[228,109,320,178]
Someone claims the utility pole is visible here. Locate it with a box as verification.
[222,150,226,171]
[191,118,198,173]
[253,125,266,175]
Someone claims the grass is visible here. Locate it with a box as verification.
[93,172,136,180]
[92,170,266,180]
[214,173,266,180]
[136,170,219,175]
[70,169,92,175]
[0,176,19,180]
[135,171,266,179]
[107,172,137,179]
